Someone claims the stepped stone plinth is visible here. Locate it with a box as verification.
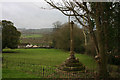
[58,55,85,72]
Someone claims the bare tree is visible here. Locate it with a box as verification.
[52,21,62,31]
[45,0,119,79]
[45,0,99,54]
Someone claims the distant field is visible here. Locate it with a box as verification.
[20,34,51,46]
[2,49,98,78]
[21,34,43,38]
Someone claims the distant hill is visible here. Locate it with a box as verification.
[18,28,53,34]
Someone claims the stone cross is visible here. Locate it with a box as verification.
[70,21,75,59]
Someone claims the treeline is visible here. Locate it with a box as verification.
[51,22,97,56]
[18,28,53,34]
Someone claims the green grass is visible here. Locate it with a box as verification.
[76,54,98,71]
[2,48,98,78]
[3,49,69,66]
[2,68,38,78]
[21,34,43,38]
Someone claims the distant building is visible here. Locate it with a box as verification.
[18,43,30,48]
[26,44,33,48]
[33,45,38,48]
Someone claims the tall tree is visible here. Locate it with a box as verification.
[45,0,120,79]
[107,2,120,65]
[0,21,1,79]
[2,20,21,49]
[52,21,62,47]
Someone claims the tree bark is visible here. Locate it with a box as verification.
[95,3,108,78]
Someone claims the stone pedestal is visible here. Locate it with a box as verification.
[58,55,85,72]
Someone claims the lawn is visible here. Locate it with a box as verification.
[3,68,38,78]
[2,48,98,78]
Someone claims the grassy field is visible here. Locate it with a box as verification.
[2,48,98,78]
[21,34,43,38]
[20,34,51,46]
[3,68,37,78]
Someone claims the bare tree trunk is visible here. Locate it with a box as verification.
[97,29,108,79]
[82,30,87,46]
[95,14,108,79]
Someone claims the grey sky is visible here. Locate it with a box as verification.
[1,2,67,29]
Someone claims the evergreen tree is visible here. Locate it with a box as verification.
[2,20,21,49]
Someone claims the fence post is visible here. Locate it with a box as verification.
[43,67,44,77]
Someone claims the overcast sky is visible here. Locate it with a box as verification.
[1,1,67,29]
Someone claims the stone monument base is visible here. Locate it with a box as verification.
[58,55,85,72]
